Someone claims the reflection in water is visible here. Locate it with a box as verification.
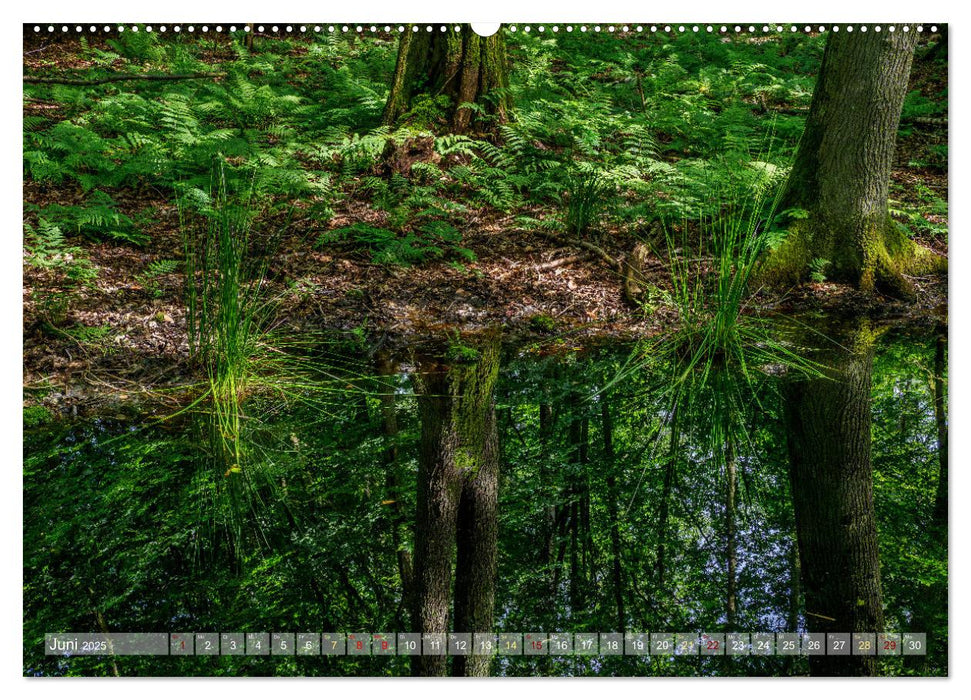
[22,328,947,677]
[412,337,501,677]
[784,321,883,676]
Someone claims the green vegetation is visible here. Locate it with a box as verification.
[21,28,830,271]
[23,335,946,676]
[22,26,948,679]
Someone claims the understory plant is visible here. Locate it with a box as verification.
[611,159,825,497]
[564,167,615,238]
[179,162,388,557]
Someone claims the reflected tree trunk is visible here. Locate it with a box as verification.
[451,343,500,677]
[602,397,626,632]
[538,401,563,623]
[539,403,555,562]
[567,402,590,612]
[784,322,884,676]
[412,337,500,676]
[788,537,802,631]
[787,536,803,674]
[931,330,948,532]
[655,405,680,595]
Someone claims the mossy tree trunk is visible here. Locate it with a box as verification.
[783,321,884,676]
[383,25,510,133]
[412,337,501,676]
[450,341,500,677]
[763,28,944,299]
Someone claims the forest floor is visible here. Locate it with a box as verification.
[22,171,948,411]
[22,31,949,411]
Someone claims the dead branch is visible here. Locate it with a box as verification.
[23,72,225,86]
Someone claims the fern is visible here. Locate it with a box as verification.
[135,259,179,298]
[24,219,97,282]
[33,191,144,244]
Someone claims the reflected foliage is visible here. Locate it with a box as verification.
[24,331,946,676]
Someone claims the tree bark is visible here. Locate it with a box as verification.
[412,337,501,676]
[784,321,884,676]
[451,342,501,677]
[383,24,510,133]
[762,28,945,299]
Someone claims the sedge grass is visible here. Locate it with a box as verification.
[178,162,401,560]
[609,155,828,518]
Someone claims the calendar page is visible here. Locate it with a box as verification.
[22,16,948,680]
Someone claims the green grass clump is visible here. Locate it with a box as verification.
[180,163,277,461]
[608,159,824,491]
[564,169,614,238]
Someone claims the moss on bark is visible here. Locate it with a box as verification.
[759,214,946,300]
[757,28,946,301]
[383,25,510,133]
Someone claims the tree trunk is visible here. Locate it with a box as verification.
[725,433,738,631]
[655,405,680,594]
[383,24,510,133]
[784,322,884,676]
[567,402,589,611]
[451,343,501,677]
[787,536,803,675]
[579,418,596,595]
[931,330,948,531]
[539,403,556,566]
[412,337,501,676]
[763,28,944,299]
[788,536,802,631]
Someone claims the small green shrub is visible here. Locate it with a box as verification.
[25,219,98,327]
[809,258,830,283]
[23,405,53,429]
[31,191,144,244]
[564,170,614,237]
[529,314,557,333]
[446,332,481,363]
[24,219,98,282]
